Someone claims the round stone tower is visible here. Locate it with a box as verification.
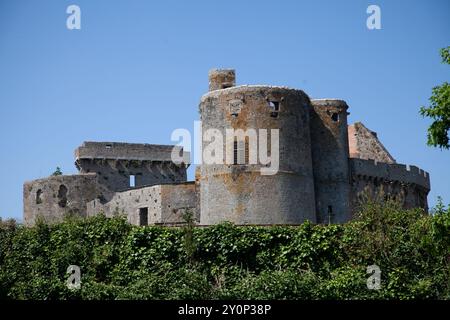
[310,99,351,223]
[199,69,316,225]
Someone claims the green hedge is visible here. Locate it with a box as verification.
[0,200,449,300]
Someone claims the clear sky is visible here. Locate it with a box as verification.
[0,0,449,221]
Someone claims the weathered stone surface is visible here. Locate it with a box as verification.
[348,122,396,164]
[350,158,430,212]
[87,182,198,225]
[23,173,113,226]
[24,142,190,226]
[199,84,316,225]
[310,99,351,224]
[23,69,431,226]
[208,69,236,91]
[75,142,188,191]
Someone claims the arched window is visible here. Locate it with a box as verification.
[36,189,42,204]
[57,185,68,208]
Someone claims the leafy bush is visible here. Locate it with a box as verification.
[0,201,449,300]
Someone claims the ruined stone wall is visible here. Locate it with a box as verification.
[23,174,113,226]
[199,80,316,224]
[76,159,186,192]
[86,182,198,225]
[160,183,199,224]
[75,142,188,191]
[310,99,351,223]
[350,158,430,213]
[348,122,396,163]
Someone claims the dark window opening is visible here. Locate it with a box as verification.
[327,205,333,224]
[134,173,143,186]
[331,113,339,122]
[139,207,148,226]
[57,185,68,208]
[268,101,280,118]
[129,175,136,188]
[98,194,107,205]
[36,189,42,204]
[233,140,238,165]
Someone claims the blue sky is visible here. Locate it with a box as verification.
[0,0,448,221]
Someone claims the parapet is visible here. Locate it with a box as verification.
[310,99,349,110]
[350,158,430,191]
[201,84,310,102]
[74,141,186,163]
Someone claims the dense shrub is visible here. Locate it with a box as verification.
[0,200,449,300]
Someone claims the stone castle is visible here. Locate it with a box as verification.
[23,69,431,226]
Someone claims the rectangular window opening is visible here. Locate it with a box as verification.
[129,175,136,187]
[269,101,280,118]
[139,207,148,226]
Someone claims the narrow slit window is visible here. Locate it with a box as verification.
[327,205,333,224]
[129,175,136,187]
[57,185,68,208]
[233,140,238,165]
[36,189,42,204]
[245,137,249,164]
[268,101,280,118]
[233,139,245,164]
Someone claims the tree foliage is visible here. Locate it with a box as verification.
[52,167,63,176]
[0,201,449,300]
[420,46,450,149]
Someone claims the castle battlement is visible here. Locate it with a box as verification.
[23,69,431,226]
[350,158,430,190]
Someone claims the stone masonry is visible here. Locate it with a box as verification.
[23,69,431,226]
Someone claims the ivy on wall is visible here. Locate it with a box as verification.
[0,200,449,300]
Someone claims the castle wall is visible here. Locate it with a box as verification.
[22,70,432,227]
[86,182,198,225]
[76,159,186,192]
[75,142,188,191]
[23,174,112,226]
[350,158,430,212]
[199,84,316,225]
[310,99,351,223]
[348,122,396,163]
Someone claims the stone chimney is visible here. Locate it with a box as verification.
[208,69,235,91]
